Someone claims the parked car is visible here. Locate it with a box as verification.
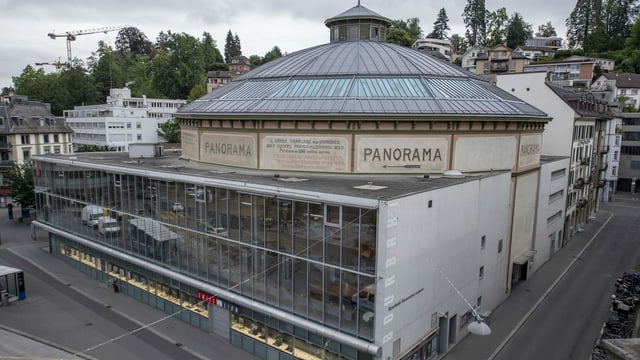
[171,202,184,212]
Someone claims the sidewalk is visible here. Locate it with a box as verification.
[0,217,256,360]
[443,209,613,360]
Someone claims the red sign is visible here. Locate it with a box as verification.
[197,290,216,304]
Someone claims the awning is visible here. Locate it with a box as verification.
[513,250,537,265]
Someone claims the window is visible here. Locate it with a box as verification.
[477,296,482,307]
[43,134,49,143]
[21,135,30,144]
[612,166,617,176]
[54,146,61,154]
[481,235,486,249]
[53,134,59,143]
[428,200,433,208]
[22,149,30,160]
[43,146,50,155]
[126,122,132,129]
[137,134,142,140]
[479,266,484,279]
[0,117,3,126]
[136,122,141,129]
[614,151,619,161]
[498,239,503,253]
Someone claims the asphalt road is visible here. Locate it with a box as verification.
[0,225,200,360]
[495,196,640,360]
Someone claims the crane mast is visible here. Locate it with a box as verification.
[47,25,127,62]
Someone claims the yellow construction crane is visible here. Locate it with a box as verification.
[47,25,127,62]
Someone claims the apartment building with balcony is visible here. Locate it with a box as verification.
[473,45,528,75]
[591,73,640,111]
[496,71,612,245]
[0,95,73,206]
[460,45,488,73]
[412,37,452,61]
[525,56,597,89]
[64,88,186,152]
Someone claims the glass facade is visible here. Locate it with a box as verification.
[34,159,378,358]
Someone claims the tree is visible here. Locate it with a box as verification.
[150,31,205,99]
[506,13,533,49]
[536,22,558,37]
[201,32,226,71]
[263,46,283,64]
[462,0,488,46]
[115,27,152,56]
[157,119,181,143]
[188,83,207,102]
[7,162,35,208]
[450,34,468,53]
[486,7,509,47]
[388,18,422,46]
[627,17,640,49]
[386,28,415,47]
[89,41,126,100]
[224,30,242,63]
[428,8,450,39]
[566,0,601,49]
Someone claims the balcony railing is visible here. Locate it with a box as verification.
[0,160,15,168]
[574,178,585,189]
[0,142,11,150]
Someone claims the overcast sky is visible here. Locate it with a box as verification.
[0,0,575,90]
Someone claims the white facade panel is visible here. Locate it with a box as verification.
[376,173,511,359]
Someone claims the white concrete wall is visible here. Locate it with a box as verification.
[376,172,511,358]
[532,158,570,274]
[496,72,576,157]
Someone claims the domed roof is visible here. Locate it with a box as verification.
[178,5,546,119]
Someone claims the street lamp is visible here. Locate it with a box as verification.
[438,267,492,336]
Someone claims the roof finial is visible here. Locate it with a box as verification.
[358,0,361,6]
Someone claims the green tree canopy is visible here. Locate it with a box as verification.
[486,7,509,47]
[428,8,450,39]
[224,30,242,63]
[115,27,152,56]
[462,0,488,46]
[506,13,533,49]
[150,31,204,99]
[536,22,558,37]
[157,118,181,143]
[7,162,35,208]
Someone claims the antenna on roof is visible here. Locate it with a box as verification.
[357,0,361,6]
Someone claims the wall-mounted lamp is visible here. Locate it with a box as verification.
[438,267,492,336]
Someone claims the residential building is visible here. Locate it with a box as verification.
[460,45,488,73]
[525,56,596,89]
[206,70,233,93]
[618,113,640,193]
[34,4,556,360]
[592,73,640,110]
[412,38,452,61]
[0,95,73,206]
[496,71,612,246]
[515,45,557,61]
[599,116,622,201]
[229,55,251,77]
[473,45,528,76]
[64,88,186,152]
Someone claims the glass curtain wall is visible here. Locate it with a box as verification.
[34,160,377,339]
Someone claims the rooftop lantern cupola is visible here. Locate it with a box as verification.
[324,1,392,43]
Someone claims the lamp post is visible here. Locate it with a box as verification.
[438,267,492,336]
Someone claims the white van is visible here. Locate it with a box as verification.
[98,216,121,235]
[81,206,104,229]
